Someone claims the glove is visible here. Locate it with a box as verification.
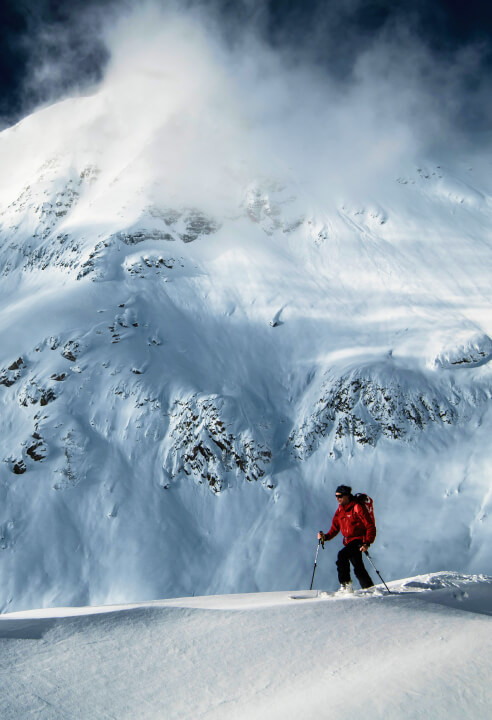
[317,531,325,547]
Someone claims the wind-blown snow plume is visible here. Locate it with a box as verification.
[12,0,482,207]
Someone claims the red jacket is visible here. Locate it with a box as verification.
[325,499,376,546]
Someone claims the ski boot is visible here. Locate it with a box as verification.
[336,581,354,595]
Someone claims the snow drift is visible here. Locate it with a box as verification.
[0,573,491,719]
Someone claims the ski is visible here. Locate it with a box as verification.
[289,587,389,600]
[289,591,320,600]
[290,595,318,600]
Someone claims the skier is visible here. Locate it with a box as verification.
[318,485,376,591]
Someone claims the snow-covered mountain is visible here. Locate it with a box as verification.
[0,53,492,612]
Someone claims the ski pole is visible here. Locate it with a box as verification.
[365,551,391,594]
[310,536,324,590]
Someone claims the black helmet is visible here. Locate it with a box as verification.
[335,485,352,496]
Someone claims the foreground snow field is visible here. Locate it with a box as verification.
[0,572,491,719]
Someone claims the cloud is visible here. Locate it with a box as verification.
[91,2,425,207]
[11,0,492,212]
[16,0,113,114]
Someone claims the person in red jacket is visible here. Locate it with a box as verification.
[318,485,376,590]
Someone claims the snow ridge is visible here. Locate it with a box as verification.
[0,573,491,720]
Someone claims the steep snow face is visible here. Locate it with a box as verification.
[0,87,491,611]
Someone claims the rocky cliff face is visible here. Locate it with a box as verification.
[289,364,492,460]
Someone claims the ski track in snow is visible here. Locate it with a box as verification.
[0,573,491,719]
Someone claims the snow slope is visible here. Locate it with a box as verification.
[0,573,491,719]
[0,14,491,610]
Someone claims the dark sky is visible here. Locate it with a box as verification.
[1,0,492,129]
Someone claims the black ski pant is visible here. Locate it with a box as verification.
[336,540,373,589]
